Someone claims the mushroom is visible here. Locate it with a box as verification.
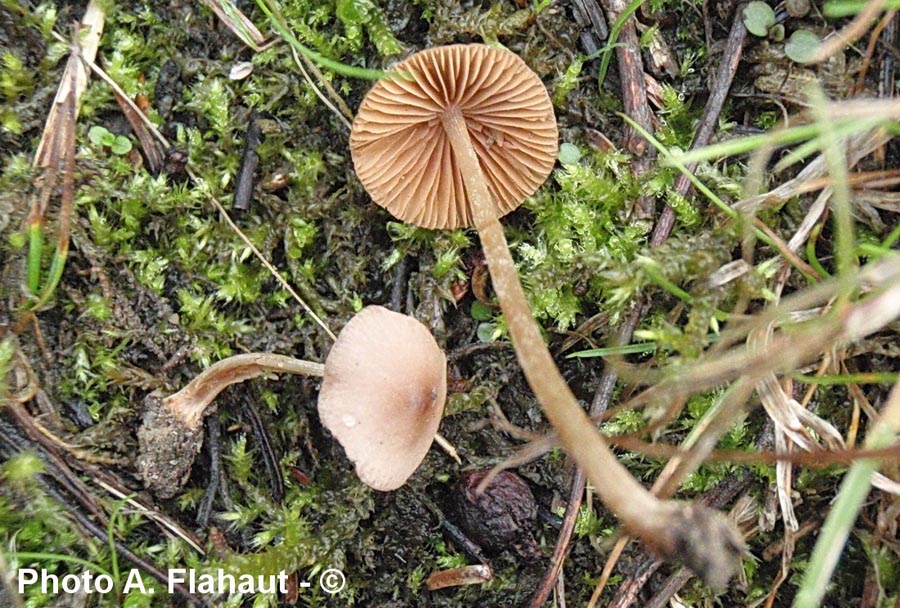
[317,305,447,491]
[138,306,448,496]
[350,44,743,587]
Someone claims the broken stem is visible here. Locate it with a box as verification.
[166,353,324,428]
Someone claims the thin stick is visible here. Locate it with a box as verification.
[290,46,353,129]
[603,0,656,219]
[201,186,337,342]
[433,433,462,464]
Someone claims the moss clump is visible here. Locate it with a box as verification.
[514,149,646,330]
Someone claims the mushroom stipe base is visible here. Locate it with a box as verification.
[136,395,206,499]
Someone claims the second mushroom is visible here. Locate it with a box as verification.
[137,306,448,496]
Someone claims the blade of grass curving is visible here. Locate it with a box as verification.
[773,117,885,172]
[808,85,856,296]
[793,378,900,608]
[880,221,900,249]
[29,84,77,312]
[255,0,385,80]
[566,341,657,358]
[806,224,832,279]
[672,118,883,167]
[620,114,737,219]
[674,123,834,165]
[597,0,643,86]
[623,115,853,281]
[824,0,900,18]
[680,99,900,170]
[793,372,899,385]
[568,333,723,359]
[640,256,696,303]
[26,226,43,295]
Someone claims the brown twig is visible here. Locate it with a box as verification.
[853,10,896,96]
[233,111,261,212]
[602,0,656,219]
[658,10,748,245]
[570,0,608,55]
[242,387,284,504]
[112,87,164,174]
[197,415,224,527]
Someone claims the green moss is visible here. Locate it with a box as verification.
[429,1,535,46]
[573,504,609,539]
[336,0,406,56]
[0,50,34,101]
[516,150,646,329]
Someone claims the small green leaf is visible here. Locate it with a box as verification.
[88,124,110,146]
[558,142,582,165]
[110,135,132,155]
[470,300,493,321]
[742,1,775,37]
[785,29,821,63]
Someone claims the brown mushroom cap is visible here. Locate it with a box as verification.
[318,305,447,491]
[350,44,558,229]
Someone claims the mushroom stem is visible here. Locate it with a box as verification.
[441,107,741,579]
[138,353,325,497]
[165,353,325,429]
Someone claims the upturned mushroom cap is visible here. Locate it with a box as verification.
[350,44,558,229]
[318,305,447,491]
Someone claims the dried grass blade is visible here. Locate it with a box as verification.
[33,0,104,169]
[201,0,266,50]
[112,88,164,174]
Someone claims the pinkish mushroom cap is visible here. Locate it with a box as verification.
[318,306,447,490]
[350,44,558,229]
